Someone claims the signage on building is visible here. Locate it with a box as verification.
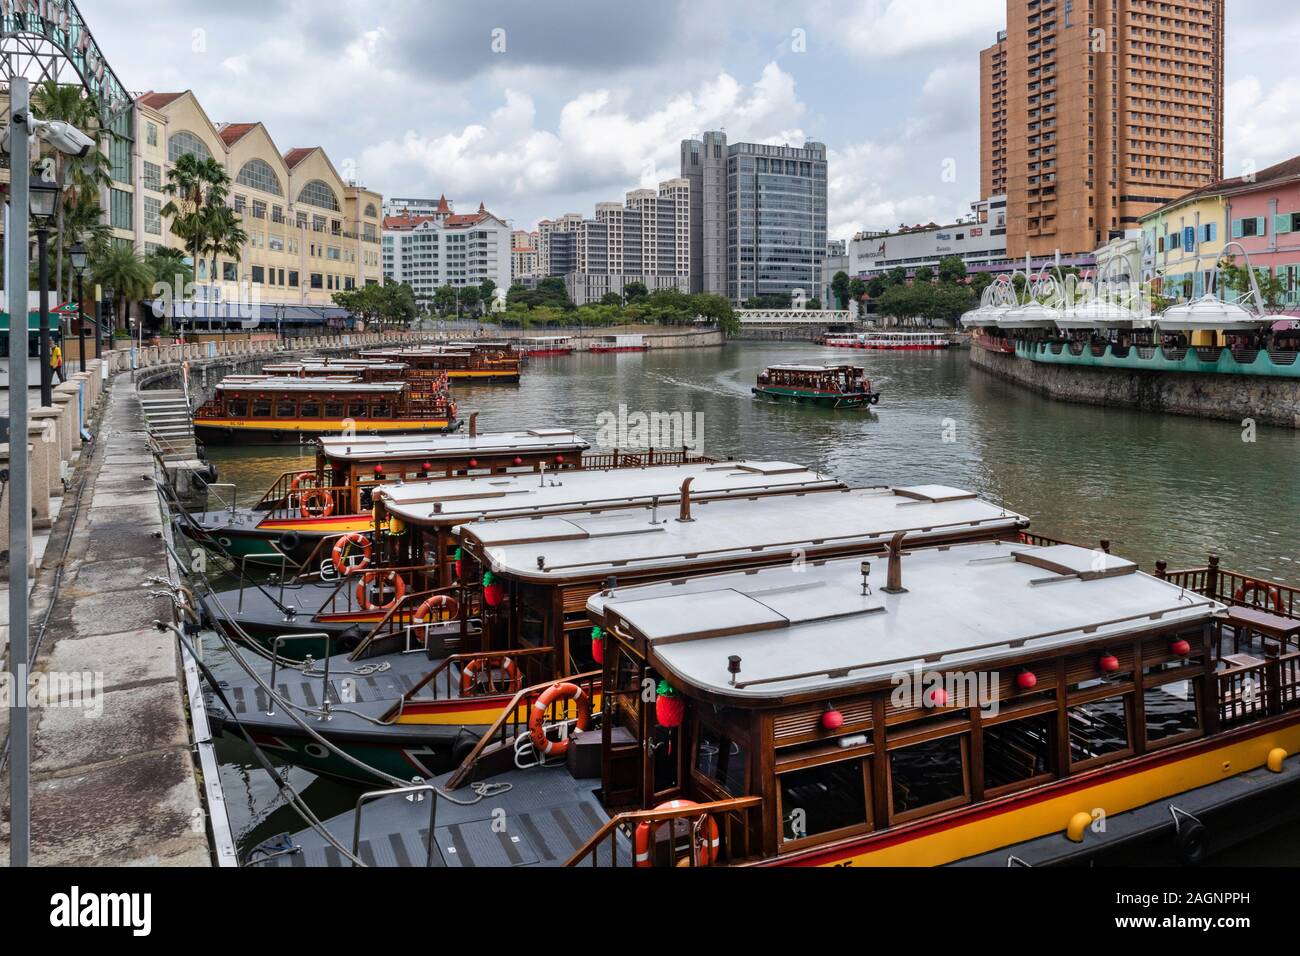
[970,228,983,238]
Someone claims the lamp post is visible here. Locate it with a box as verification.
[30,175,60,407]
[71,242,89,373]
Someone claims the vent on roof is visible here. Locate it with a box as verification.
[732,462,806,476]
[893,485,977,504]
[1014,545,1138,581]
[526,428,577,437]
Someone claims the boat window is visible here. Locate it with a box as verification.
[300,401,322,419]
[696,723,747,795]
[1068,695,1132,767]
[889,735,969,820]
[982,713,1055,795]
[251,399,272,418]
[778,758,870,845]
[226,398,248,417]
[372,400,394,418]
[1143,679,1200,746]
[347,401,367,419]
[276,400,297,418]
[324,401,345,418]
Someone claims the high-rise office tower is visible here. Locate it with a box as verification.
[681,131,828,303]
[981,0,1224,260]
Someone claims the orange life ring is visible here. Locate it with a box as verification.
[299,488,335,519]
[1235,581,1284,614]
[331,533,372,575]
[634,800,720,868]
[459,655,521,696]
[527,682,591,758]
[355,571,406,611]
[289,471,317,492]
[415,594,459,624]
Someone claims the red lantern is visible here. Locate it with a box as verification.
[555,455,566,464]
[591,628,605,665]
[483,583,505,607]
[1099,653,1120,673]
[926,688,949,708]
[1016,670,1038,691]
[513,457,524,466]
[469,458,479,468]
[422,462,433,473]
[822,709,844,731]
[1170,639,1192,657]
[374,464,384,476]
[656,692,686,728]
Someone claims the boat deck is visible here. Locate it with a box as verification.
[248,765,627,867]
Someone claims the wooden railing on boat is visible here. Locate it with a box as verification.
[583,449,714,470]
[346,580,479,658]
[254,470,351,521]
[378,646,556,721]
[1157,556,1300,620]
[564,796,765,868]
[445,670,602,791]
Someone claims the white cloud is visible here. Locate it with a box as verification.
[824,0,1003,61]
[1225,75,1300,177]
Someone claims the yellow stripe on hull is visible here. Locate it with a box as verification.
[789,720,1300,867]
[393,692,603,727]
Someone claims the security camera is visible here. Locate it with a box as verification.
[32,120,96,158]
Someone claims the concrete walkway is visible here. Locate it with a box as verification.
[1,375,209,866]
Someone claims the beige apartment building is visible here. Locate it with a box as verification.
[981,0,1224,260]
[130,91,383,312]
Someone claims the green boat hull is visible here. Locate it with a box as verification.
[752,386,880,409]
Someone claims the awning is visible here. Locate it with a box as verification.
[1270,317,1300,333]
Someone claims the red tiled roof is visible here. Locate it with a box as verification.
[383,213,436,230]
[437,194,451,214]
[284,147,317,169]
[138,91,185,109]
[1167,154,1300,207]
[218,122,258,146]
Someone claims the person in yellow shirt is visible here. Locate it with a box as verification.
[51,342,66,383]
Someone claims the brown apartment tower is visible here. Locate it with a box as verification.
[981,0,1224,261]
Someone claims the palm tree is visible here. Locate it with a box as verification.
[91,244,153,335]
[161,154,232,285]
[33,80,111,303]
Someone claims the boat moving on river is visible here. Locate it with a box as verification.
[754,364,881,408]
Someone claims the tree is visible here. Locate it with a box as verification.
[202,204,248,300]
[92,244,152,333]
[433,284,458,316]
[937,256,968,285]
[623,281,649,303]
[806,298,823,311]
[161,153,234,292]
[865,277,885,299]
[913,266,935,285]
[831,271,851,310]
[885,267,909,288]
[600,291,623,306]
[479,278,497,311]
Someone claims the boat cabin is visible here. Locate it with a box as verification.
[453,484,1028,680]
[360,343,521,382]
[583,540,1229,864]
[261,360,410,383]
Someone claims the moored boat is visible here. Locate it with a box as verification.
[521,336,574,356]
[859,331,952,350]
[753,364,880,408]
[360,342,522,383]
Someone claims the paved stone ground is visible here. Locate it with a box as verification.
[1,374,209,866]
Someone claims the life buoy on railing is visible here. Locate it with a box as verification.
[355,571,406,611]
[300,488,335,519]
[1234,580,1284,614]
[289,471,317,493]
[415,594,459,625]
[634,800,720,868]
[331,533,372,576]
[459,656,521,696]
[527,682,591,758]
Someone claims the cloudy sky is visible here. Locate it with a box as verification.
[91,0,1300,239]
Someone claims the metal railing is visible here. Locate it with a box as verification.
[564,795,764,868]
[445,670,601,791]
[267,632,335,718]
[378,646,556,722]
[352,784,441,868]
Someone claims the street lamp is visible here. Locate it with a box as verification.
[29,176,60,407]
[70,242,89,373]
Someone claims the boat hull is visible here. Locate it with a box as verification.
[752,386,880,409]
[194,417,459,445]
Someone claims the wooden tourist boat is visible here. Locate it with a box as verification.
[181,420,593,564]
[360,342,522,383]
[206,482,1021,786]
[198,458,835,655]
[859,331,952,351]
[521,336,574,357]
[192,376,457,445]
[248,540,1300,868]
[260,359,411,382]
[753,365,880,409]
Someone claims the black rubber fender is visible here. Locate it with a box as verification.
[279,531,302,554]
[1175,819,1210,865]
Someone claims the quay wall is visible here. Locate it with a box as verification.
[970,346,1300,429]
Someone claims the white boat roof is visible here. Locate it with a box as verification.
[590,541,1223,702]
[462,485,1027,584]
[767,365,859,373]
[318,429,590,463]
[378,461,843,525]
[217,378,406,394]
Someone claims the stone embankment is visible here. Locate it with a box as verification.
[971,346,1300,429]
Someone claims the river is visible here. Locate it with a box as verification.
[200,341,1300,861]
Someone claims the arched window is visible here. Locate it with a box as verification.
[168,131,212,163]
[236,158,284,196]
[364,203,378,219]
[297,179,340,211]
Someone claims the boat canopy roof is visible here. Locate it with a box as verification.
[318,428,589,463]
[377,460,842,526]
[461,485,1027,584]
[767,364,861,373]
[590,541,1222,703]
[216,377,407,394]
